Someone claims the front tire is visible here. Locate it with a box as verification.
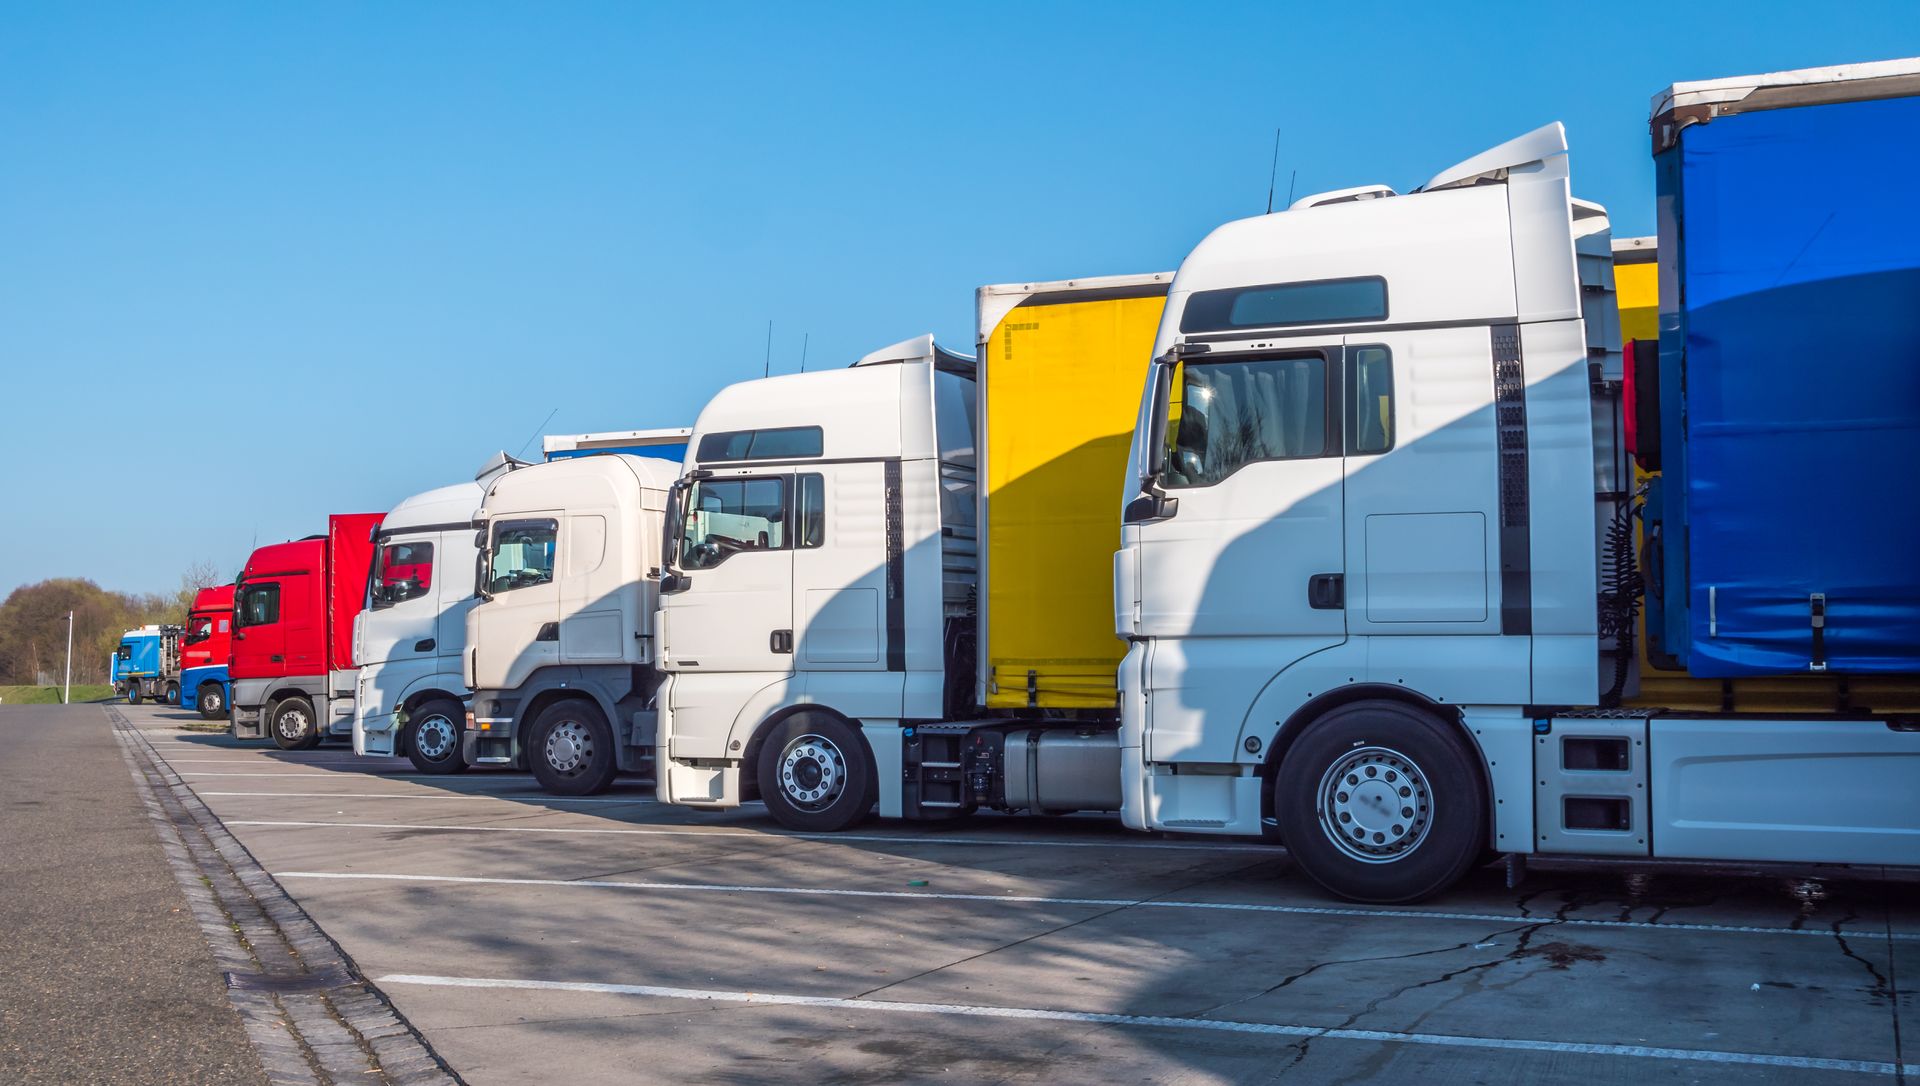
[527,700,615,795]
[126,685,142,706]
[269,697,321,751]
[1274,699,1486,904]
[404,699,469,775]
[165,682,180,706]
[756,714,874,832]
[196,683,225,720]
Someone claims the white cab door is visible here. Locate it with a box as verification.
[472,514,562,692]
[791,465,888,671]
[662,470,796,674]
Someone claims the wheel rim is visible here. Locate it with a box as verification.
[1316,745,1434,864]
[275,706,310,741]
[777,733,848,811]
[544,719,593,773]
[414,715,457,760]
[206,690,224,713]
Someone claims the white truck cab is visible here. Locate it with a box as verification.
[463,451,680,793]
[353,454,524,772]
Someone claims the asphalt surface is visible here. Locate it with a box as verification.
[23,702,1920,1084]
[0,704,264,1085]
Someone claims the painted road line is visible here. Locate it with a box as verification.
[374,973,1918,1077]
[179,772,535,779]
[229,818,1278,852]
[201,791,655,804]
[278,870,1920,942]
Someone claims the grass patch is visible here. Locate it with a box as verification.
[0,685,116,705]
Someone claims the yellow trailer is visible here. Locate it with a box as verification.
[975,274,1171,709]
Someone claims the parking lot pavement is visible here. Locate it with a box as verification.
[114,702,1917,1084]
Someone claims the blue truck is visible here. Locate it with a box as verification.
[112,625,183,706]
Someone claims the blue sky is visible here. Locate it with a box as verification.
[3,2,1916,597]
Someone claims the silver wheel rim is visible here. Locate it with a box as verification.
[778,733,847,810]
[415,715,457,760]
[206,690,224,712]
[276,705,310,741]
[544,719,593,773]
[1316,745,1433,864]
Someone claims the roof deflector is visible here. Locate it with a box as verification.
[852,333,977,375]
[474,450,530,483]
[1420,122,1568,192]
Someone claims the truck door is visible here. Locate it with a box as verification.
[233,578,294,675]
[365,535,441,667]
[1133,337,1348,756]
[473,516,563,692]
[663,471,796,674]
[791,466,888,674]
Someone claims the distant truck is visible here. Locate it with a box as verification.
[181,584,235,719]
[230,513,383,749]
[353,455,525,773]
[112,625,182,706]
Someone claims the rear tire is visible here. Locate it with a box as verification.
[196,683,225,720]
[269,697,321,751]
[1274,699,1485,904]
[404,699,469,775]
[527,700,615,795]
[756,713,874,832]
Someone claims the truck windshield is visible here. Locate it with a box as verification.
[488,520,556,593]
[371,540,435,609]
[676,477,788,569]
[116,644,132,660]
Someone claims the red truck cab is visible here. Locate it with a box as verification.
[230,513,382,749]
[181,584,235,720]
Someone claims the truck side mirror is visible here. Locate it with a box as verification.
[660,571,690,595]
[1123,491,1178,525]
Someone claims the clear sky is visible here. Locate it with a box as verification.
[3,2,1916,598]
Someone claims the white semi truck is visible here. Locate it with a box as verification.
[649,107,1918,901]
[351,454,524,773]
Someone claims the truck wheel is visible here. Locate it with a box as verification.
[269,697,321,751]
[165,682,180,706]
[197,683,225,720]
[757,713,874,833]
[405,699,469,775]
[126,685,142,706]
[1273,699,1485,905]
[528,700,615,795]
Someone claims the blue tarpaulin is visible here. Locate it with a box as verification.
[1659,93,1920,676]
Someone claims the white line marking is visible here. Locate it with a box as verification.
[203,791,654,804]
[374,973,1919,1077]
[179,772,534,779]
[278,871,1920,942]
[228,818,1276,852]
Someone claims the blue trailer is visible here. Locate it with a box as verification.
[113,625,183,706]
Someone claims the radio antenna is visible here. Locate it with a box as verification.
[764,319,773,378]
[799,332,809,373]
[516,406,558,458]
[1286,169,1297,208]
[1265,128,1282,213]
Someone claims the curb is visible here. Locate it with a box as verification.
[107,706,462,1085]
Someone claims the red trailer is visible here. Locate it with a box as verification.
[230,513,383,749]
[182,584,235,720]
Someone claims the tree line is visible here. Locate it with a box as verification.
[0,562,226,685]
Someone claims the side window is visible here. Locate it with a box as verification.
[237,583,280,627]
[797,474,825,549]
[1347,345,1395,455]
[186,617,213,644]
[1163,352,1332,488]
[116,644,131,660]
[372,540,436,609]
[679,476,790,569]
[489,521,557,594]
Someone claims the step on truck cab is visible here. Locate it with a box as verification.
[1115,77,1920,902]
[114,624,183,705]
[655,276,1172,830]
[462,451,680,793]
[231,512,383,749]
[181,585,235,719]
[351,455,525,773]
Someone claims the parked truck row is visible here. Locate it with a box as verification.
[159,59,1916,903]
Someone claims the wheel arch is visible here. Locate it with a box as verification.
[1257,684,1492,847]
[516,686,617,753]
[738,703,873,806]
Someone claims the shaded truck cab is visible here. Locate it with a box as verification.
[230,512,382,749]
[181,584,235,720]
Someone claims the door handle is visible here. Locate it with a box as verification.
[536,622,559,642]
[1308,574,1345,610]
[413,638,436,652]
[770,629,793,654]
[270,654,284,663]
